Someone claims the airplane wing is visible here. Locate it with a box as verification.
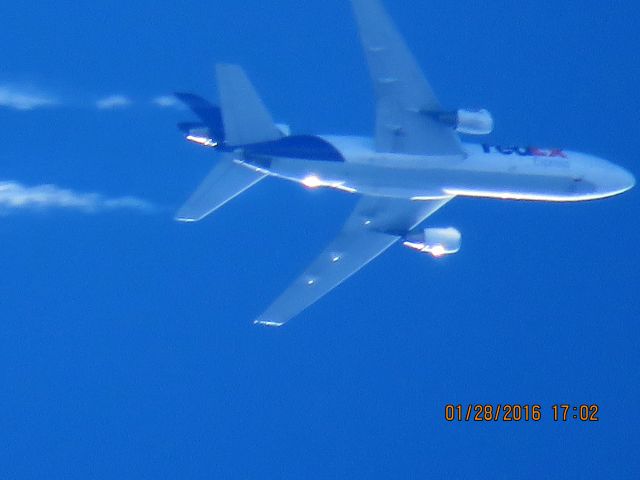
[254,196,452,326]
[351,0,464,156]
[176,154,266,222]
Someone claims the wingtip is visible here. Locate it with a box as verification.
[174,216,199,223]
[253,319,285,328]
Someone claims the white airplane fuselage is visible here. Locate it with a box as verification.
[175,0,636,326]
[238,135,635,202]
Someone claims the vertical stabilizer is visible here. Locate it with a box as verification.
[216,64,283,146]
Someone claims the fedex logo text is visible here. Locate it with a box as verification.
[482,144,568,158]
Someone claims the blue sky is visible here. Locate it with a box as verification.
[1,0,638,478]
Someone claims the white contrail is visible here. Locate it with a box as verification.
[1,85,183,111]
[0,181,155,214]
[0,85,58,111]
[152,95,180,108]
[96,95,132,110]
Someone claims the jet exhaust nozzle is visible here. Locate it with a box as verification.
[178,123,220,148]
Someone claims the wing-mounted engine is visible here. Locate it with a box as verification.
[433,109,494,135]
[403,227,461,257]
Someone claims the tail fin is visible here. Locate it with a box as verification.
[216,64,283,146]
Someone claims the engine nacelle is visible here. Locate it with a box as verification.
[436,109,494,135]
[403,227,461,257]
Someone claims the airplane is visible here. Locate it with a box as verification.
[174,0,635,327]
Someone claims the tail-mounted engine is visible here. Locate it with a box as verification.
[178,123,220,148]
[403,227,462,257]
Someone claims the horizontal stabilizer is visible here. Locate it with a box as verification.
[174,92,225,141]
[176,154,266,222]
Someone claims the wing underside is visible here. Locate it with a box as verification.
[254,196,452,326]
[351,0,464,156]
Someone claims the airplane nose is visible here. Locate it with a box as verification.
[617,166,636,193]
[592,160,635,198]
